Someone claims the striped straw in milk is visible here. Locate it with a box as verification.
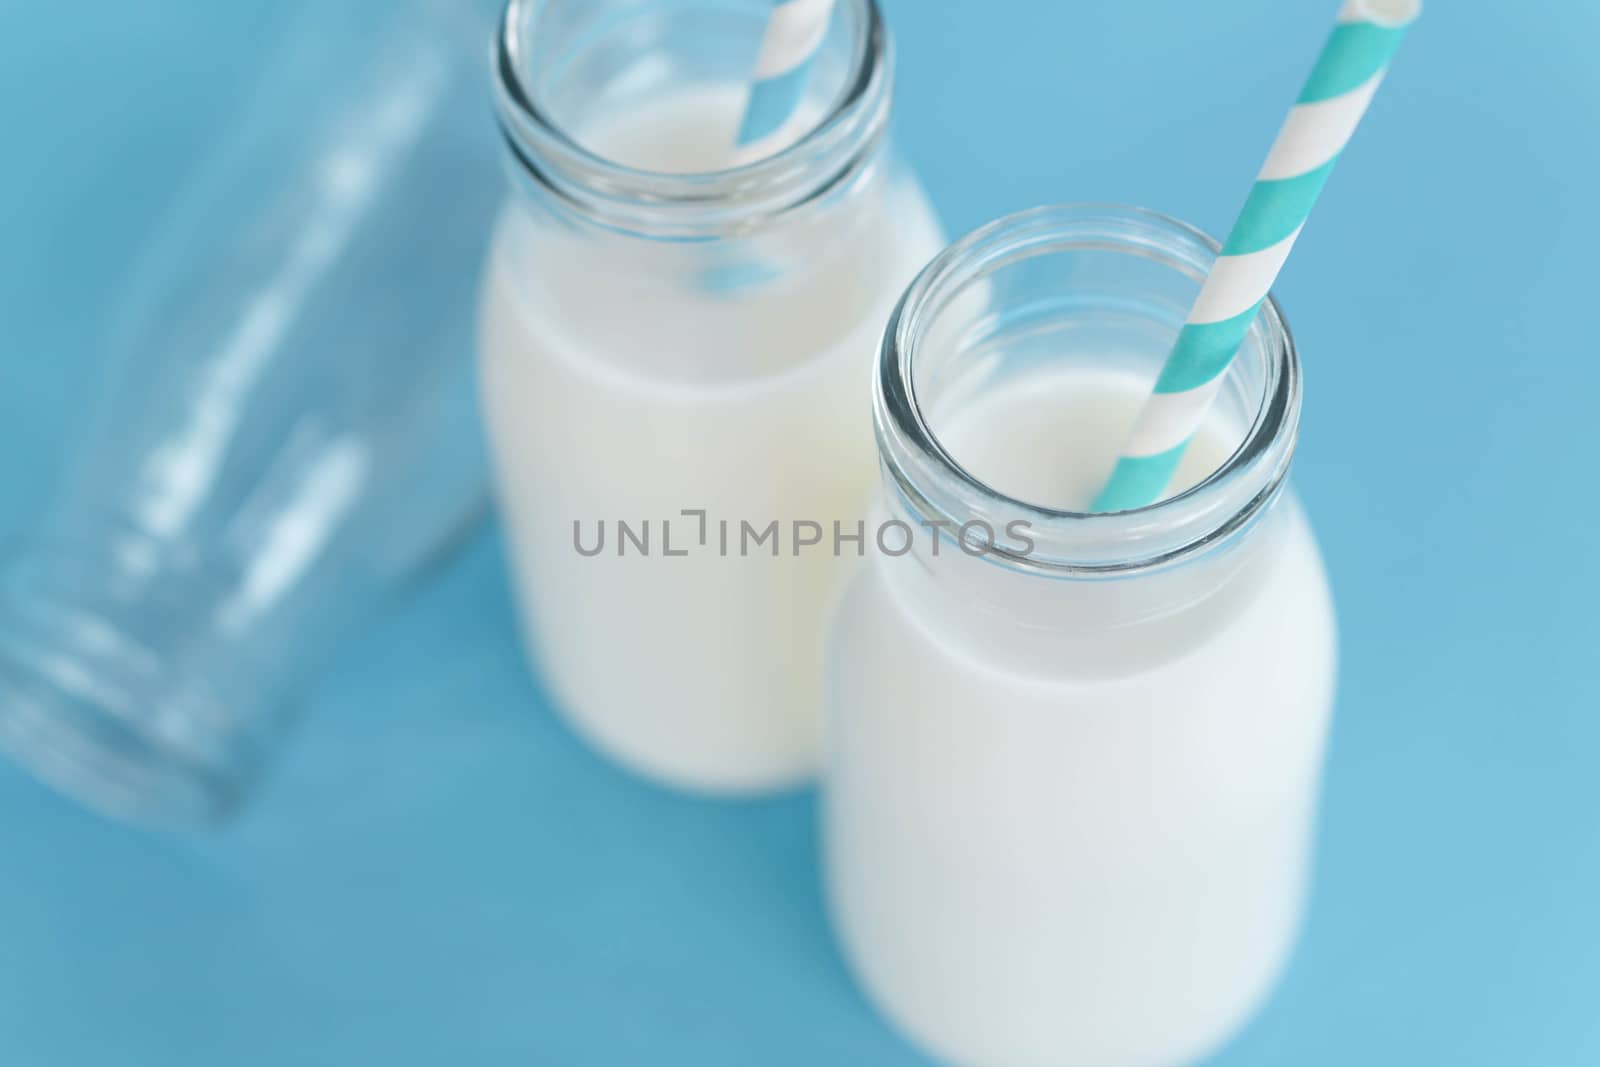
[731,0,838,166]
[1091,0,1419,513]
[701,0,837,290]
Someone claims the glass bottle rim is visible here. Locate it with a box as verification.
[493,0,892,239]
[875,203,1303,579]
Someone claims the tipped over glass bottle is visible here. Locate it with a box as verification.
[0,0,500,825]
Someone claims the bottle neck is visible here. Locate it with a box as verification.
[872,205,1304,672]
[484,0,933,388]
[493,0,893,241]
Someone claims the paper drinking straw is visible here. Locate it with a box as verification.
[702,0,837,290]
[731,0,838,166]
[1091,0,1420,513]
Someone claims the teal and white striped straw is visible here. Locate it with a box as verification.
[704,0,837,290]
[1092,0,1420,513]
[731,0,838,165]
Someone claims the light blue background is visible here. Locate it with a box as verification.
[2,1,1596,1064]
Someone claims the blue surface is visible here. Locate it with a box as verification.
[3,1,1598,1064]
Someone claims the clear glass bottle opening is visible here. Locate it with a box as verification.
[494,0,891,238]
[877,203,1301,578]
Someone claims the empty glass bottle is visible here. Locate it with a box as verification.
[0,0,501,825]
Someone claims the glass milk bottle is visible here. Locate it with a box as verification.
[0,0,497,825]
[479,0,945,790]
[823,206,1337,1067]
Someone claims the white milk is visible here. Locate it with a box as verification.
[479,86,946,790]
[824,368,1337,1067]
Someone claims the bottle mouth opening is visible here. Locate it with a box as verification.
[0,656,241,827]
[494,0,891,238]
[875,204,1302,578]
[0,541,275,827]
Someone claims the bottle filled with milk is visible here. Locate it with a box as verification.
[823,206,1338,1067]
[479,0,945,790]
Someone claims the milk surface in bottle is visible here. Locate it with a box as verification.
[823,206,1337,1067]
[479,0,944,790]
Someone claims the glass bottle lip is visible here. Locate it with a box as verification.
[875,203,1303,579]
[493,0,892,239]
